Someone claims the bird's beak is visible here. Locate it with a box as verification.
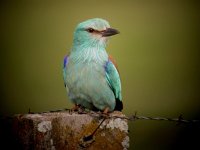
[102,28,120,37]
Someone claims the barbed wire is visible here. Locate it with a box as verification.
[76,110,200,124]
[2,108,199,125]
[47,109,200,124]
[126,114,200,124]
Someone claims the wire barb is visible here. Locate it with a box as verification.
[125,113,200,124]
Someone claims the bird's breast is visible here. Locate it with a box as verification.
[66,61,107,90]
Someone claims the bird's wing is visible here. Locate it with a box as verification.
[63,55,68,87]
[105,55,123,110]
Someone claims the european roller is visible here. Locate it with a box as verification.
[63,18,122,113]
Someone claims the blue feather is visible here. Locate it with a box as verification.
[105,60,122,101]
[63,55,68,87]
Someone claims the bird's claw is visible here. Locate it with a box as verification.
[69,104,81,114]
[101,107,110,118]
[103,107,109,114]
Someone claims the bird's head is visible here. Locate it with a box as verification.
[72,18,119,48]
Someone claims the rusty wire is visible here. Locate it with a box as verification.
[26,108,200,124]
[79,110,200,125]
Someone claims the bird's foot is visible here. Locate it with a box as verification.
[103,107,109,114]
[101,107,110,118]
[69,104,81,114]
[112,111,123,115]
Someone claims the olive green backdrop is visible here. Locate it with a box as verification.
[0,0,200,149]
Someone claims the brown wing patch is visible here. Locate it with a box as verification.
[108,55,119,73]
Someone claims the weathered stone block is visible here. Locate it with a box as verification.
[0,111,129,150]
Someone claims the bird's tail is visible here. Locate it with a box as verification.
[114,98,123,111]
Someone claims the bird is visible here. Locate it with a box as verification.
[63,18,122,114]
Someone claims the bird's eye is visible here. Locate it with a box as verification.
[87,28,95,33]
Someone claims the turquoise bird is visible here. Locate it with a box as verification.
[63,18,122,113]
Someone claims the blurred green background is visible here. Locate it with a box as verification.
[0,0,200,149]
